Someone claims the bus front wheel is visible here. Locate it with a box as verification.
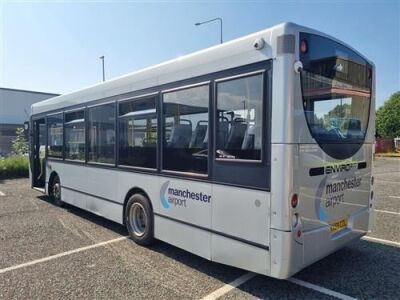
[125,194,155,246]
[50,175,63,207]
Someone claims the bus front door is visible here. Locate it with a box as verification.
[32,118,46,189]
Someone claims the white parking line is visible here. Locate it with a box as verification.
[0,232,397,298]
[389,196,400,199]
[288,278,357,300]
[362,236,400,247]
[0,236,128,275]
[375,209,400,216]
[200,272,256,300]
[0,191,5,196]
[202,235,400,299]
[201,271,357,300]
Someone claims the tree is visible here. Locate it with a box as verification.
[376,91,400,138]
[11,127,28,155]
[327,103,351,118]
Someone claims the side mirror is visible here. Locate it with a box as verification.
[24,121,29,131]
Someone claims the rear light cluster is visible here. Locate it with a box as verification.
[291,194,298,208]
[291,194,301,237]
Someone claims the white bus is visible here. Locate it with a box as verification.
[29,22,375,279]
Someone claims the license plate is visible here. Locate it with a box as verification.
[330,218,348,233]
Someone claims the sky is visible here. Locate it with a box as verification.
[0,0,399,108]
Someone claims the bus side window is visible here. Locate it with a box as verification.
[47,113,63,158]
[65,110,85,161]
[118,96,157,169]
[88,102,116,164]
[162,84,209,174]
[216,74,263,161]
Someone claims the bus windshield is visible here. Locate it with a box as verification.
[300,33,372,151]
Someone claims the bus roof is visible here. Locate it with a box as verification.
[31,22,371,115]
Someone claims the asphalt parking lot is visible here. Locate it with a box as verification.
[0,157,399,299]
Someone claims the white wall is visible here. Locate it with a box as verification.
[0,88,58,124]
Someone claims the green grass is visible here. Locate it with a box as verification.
[0,155,29,179]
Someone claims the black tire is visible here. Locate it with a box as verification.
[125,193,155,246]
[50,175,63,207]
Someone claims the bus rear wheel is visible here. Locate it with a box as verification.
[50,175,63,207]
[125,194,155,246]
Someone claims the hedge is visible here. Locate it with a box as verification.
[0,156,29,179]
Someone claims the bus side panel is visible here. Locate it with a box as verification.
[84,165,121,223]
[47,162,122,223]
[61,188,85,210]
[212,186,270,246]
[211,186,271,275]
[154,216,212,260]
[212,235,270,275]
[85,165,118,201]
[47,162,87,209]
[155,177,212,260]
[270,144,296,232]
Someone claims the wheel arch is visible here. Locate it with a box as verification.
[122,187,153,225]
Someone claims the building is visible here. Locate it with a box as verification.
[0,87,59,156]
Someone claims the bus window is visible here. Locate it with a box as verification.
[163,84,209,174]
[118,96,157,169]
[88,103,116,164]
[47,113,63,158]
[300,32,372,159]
[65,110,85,161]
[216,74,263,161]
[308,97,367,140]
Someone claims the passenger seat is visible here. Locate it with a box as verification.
[189,121,208,149]
[225,120,248,149]
[168,122,192,148]
[242,125,261,149]
[216,121,229,149]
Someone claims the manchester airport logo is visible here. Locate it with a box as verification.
[160,181,211,209]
